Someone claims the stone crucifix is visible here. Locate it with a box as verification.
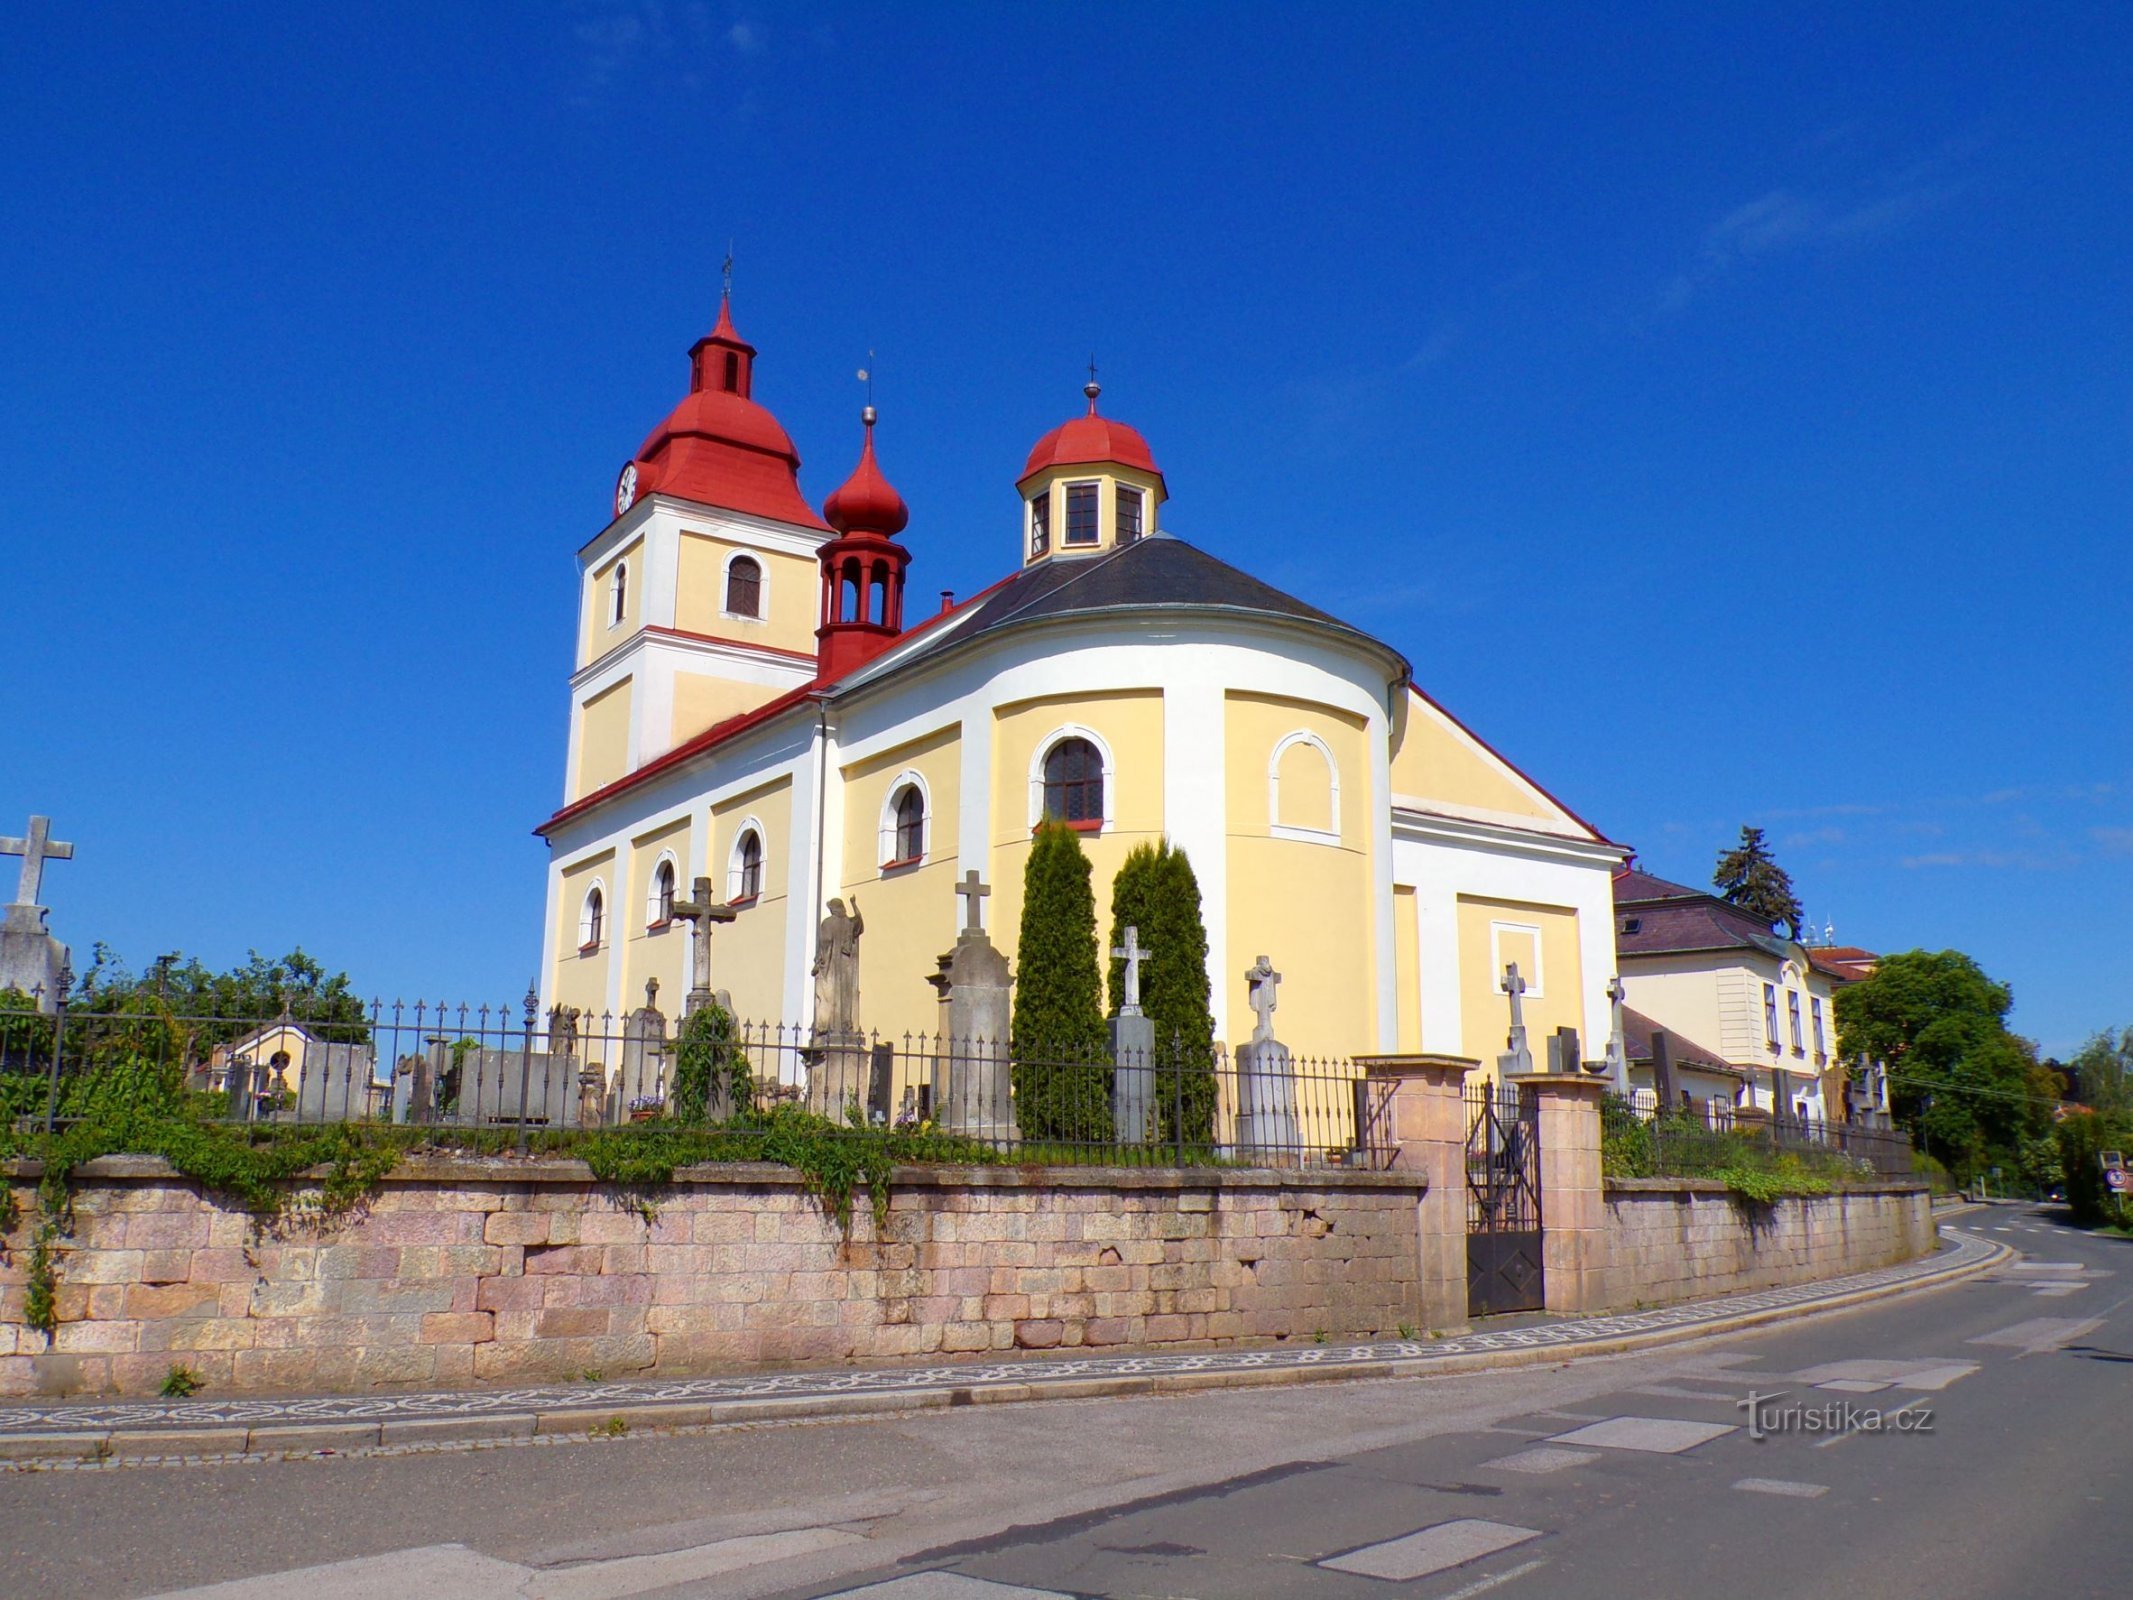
[1501,962,1528,1036]
[668,874,736,1013]
[1245,955,1281,1042]
[1112,925,1152,1016]
[955,869,990,937]
[2,816,73,909]
[1604,975,1629,1084]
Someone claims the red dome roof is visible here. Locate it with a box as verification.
[622,298,828,530]
[822,412,909,537]
[1019,383,1162,486]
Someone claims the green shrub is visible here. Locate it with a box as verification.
[1011,822,1111,1142]
[2056,1110,2133,1226]
[667,1002,750,1123]
[1107,841,1218,1146]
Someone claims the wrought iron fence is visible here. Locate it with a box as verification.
[1616,1089,1914,1180]
[0,995,1395,1170]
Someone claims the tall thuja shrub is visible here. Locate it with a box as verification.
[1107,841,1217,1146]
[1011,822,1111,1142]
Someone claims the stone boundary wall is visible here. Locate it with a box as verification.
[0,1159,1427,1398]
[1595,1179,1934,1312]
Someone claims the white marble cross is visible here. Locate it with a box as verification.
[956,869,990,935]
[1112,925,1152,1014]
[669,875,736,1002]
[1,815,72,908]
[1246,955,1281,1039]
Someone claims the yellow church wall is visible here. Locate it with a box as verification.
[838,726,965,1050]
[575,678,634,799]
[709,778,793,1027]
[619,817,692,1016]
[671,672,779,749]
[986,693,1167,1015]
[1390,690,1562,825]
[675,531,819,657]
[1393,885,1421,1052]
[1220,693,1376,1058]
[554,851,616,1022]
[580,538,644,668]
[1455,894,1585,1077]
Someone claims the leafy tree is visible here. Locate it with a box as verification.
[667,1001,751,1123]
[1712,826,1803,939]
[1834,948,2056,1183]
[2067,1027,2133,1113]
[1010,822,1111,1141]
[2055,1109,2133,1225]
[1107,841,1217,1145]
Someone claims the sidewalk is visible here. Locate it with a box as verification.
[0,1224,2002,1467]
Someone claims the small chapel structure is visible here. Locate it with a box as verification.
[536,298,1628,1070]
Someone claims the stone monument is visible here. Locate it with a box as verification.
[619,978,669,1111]
[1233,955,1300,1157]
[805,896,869,1117]
[933,870,1017,1142]
[668,876,736,1017]
[1109,925,1156,1145]
[0,815,74,1012]
[1495,962,1537,1077]
[1602,976,1629,1093]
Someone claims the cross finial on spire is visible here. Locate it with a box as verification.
[858,349,876,417]
[1084,355,1100,414]
[722,242,734,300]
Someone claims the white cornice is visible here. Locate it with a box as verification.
[579,495,829,568]
[571,628,818,693]
[1392,807,1626,868]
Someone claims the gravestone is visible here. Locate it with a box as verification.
[449,1046,577,1126]
[1495,962,1537,1077]
[1109,926,1156,1145]
[292,1041,379,1122]
[224,1057,256,1122]
[0,815,73,1013]
[1233,956,1299,1157]
[619,979,669,1112]
[933,872,1017,1142]
[806,897,869,1117]
[1603,976,1630,1093]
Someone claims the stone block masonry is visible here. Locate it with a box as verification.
[0,1158,1429,1397]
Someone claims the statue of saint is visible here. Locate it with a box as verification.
[812,896,864,1036]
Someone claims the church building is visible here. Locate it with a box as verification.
[535,298,1629,1071]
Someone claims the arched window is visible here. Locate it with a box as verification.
[1268,731,1340,842]
[879,785,925,867]
[729,827,765,904]
[725,555,763,618]
[579,884,606,951]
[1042,737,1105,826]
[648,857,677,928]
[609,563,628,627]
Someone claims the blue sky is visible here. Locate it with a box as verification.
[2,4,2127,1053]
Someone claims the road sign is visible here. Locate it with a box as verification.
[2103,1150,2125,1172]
[2107,1168,2132,1196]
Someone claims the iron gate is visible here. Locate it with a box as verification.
[1466,1081,1544,1316]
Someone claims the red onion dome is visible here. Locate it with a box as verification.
[822,408,909,537]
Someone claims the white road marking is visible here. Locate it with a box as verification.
[1733,1478,1830,1498]
[1894,1362,1978,1390]
[1627,1384,1755,1401]
[2034,1283,2087,1297]
[1814,1396,1929,1450]
[1815,1379,1895,1394]
[527,1528,864,1599]
[150,1545,529,1599]
[1320,1519,1544,1582]
[1438,1556,1553,1599]
[825,1577,1068,1598]
[1547,1417,1736,1454]
[1968,1317,2103,1354]
[1481,1446,1602,1474]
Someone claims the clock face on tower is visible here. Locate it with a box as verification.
[615,462,639,516]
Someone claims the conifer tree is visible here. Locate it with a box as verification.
[1107,841,1218,1145]
[1010,822,1111,1141]
[1712,825,1804,940]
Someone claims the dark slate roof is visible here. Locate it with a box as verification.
[1613,868,1791,961]
[937,534,1406,674]
[1622,1006,1742,1077]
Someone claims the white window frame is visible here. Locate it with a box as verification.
[578,880,608,952]
[608,562,628,628]
[727,818,768,904]
[878,770,932,870]
[1115,483,1145,544]
[1027,724,1115,831]
[1028,488,1052,557]
[645,851,679,930]
[1268,730,1341,845]
[1811,995,1826,1058]
[720,549,768,622]
[1061,479,1102,547]
[1490,921,1544,998]
[1763,982,1780,1048]
[1787,990,1805,1055]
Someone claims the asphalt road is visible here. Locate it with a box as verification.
[3,1209,2126,1600]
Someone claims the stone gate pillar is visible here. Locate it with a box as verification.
[1359,1054,1475,1333]
[1531,1075,1608,1314]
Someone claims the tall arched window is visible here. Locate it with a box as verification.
[609,563,628,626]
[1042,737,1105,826]
[1268,731,1340,842]
[649,858,677,927]
[884,785,925,866]
[730,828,765,904]
[579,885,606,951]
[725,555,763,618]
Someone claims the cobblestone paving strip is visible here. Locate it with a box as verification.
[0,1230,1998,1447]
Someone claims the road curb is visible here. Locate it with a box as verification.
[3,1230,2010,1467]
